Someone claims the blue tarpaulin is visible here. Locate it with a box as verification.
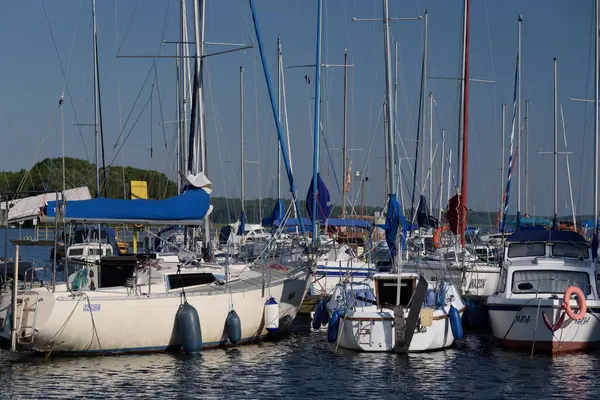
[46,188,211,225]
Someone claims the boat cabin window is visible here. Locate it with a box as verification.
[167,273,217,290]
[508,242,545,258]
[512,270,591,295]
[551,242,588,259]
[68,248,84,256]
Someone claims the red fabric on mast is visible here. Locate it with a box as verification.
[446,194,466,235]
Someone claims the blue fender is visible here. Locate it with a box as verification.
[226,310,242,346]
[327,309,341,343]
[448,305,463,341]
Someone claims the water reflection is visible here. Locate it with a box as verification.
[1,330,600,399]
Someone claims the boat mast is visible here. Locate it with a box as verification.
[394,41,400,196]
[459,0,470,246]
[456,0,467,201]
[500,103,505,215]
[594,0,599,249]
[341,48,348,218]
[241,66,245,219]
[419,10,428,197]
[277,36,282,202]
[179,0,189,192]
[428,92,433,215]
[438,129,446,223]
[92,0,107,197]
[383,0,395,196]
[524,100,529,216]
[191,0,211,257]
[92,0,100,197]
[553,58,558,229]
[311,0,323,244]
[517,14,523,226]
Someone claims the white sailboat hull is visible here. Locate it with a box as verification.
[4,271,310,354]
[337,306,462,352]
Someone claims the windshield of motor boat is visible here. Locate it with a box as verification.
[507,242,545,258]
[551,242,589,259]
[512,270,591,295]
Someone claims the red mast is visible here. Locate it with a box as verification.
[459,0,470,246]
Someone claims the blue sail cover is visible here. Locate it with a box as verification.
[306,173,332,222]
[238,210,246,235]
[385,194,406,257]
[46,188,211,225]
[261,199,285,226]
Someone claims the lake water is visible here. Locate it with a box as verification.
[1,229,599,399]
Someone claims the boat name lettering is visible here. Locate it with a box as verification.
[515,315,531,324]
[574,316,590,325]
[469,279,486,289]
[83,304,101,312]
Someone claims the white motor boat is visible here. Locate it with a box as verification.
[487,229,600,354]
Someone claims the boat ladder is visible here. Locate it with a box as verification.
[15,292,40,345]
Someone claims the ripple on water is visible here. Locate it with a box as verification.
[1,320,600,399]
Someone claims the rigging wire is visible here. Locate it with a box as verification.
[40,0,89,160]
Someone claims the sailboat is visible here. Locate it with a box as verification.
[0,0,312,354]
[333,0,465,353]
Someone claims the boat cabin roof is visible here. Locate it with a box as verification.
[506,229,587,244]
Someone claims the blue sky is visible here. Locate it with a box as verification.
[0,0,596,221]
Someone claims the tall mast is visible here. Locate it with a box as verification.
[383,0,395,195]
[458,0,470,245]
[553,58,558,229]
[92,0,100,197]
[594,0,599,246]
[277,36,282,201]
[517,14,523,226]
[311,0,323,243]
[525,100,529,216]
[456,0,467,196]
[240,66,245,216]
[501,103,505,214]
[341,48,348,218]
[394,41,399,195]
[419,10,428,194]
[193,0,206,175]
[179,0,188,192]
[438,129,446,223]
[428,92,433,215]
[92,0,107,197]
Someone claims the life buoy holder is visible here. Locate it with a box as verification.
[433,225,451,249]
[563,286,587,321]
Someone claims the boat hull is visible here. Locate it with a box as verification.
[337,307,462,352]
[3,271,310,354]
[487,298,600,354]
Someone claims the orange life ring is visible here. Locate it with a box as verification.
[563,286,587,321]
[433,225,451,249]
